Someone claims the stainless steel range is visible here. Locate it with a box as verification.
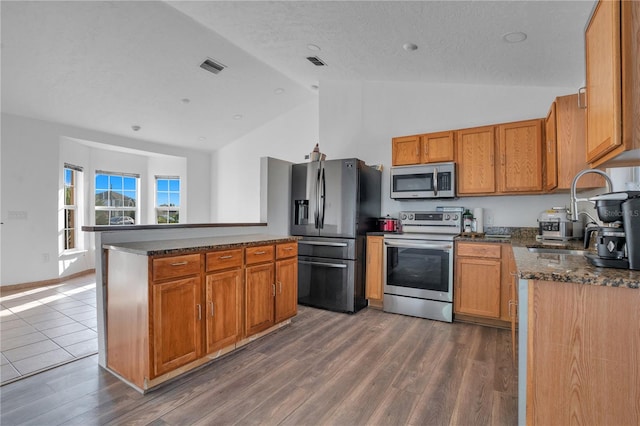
[383,210,462,322]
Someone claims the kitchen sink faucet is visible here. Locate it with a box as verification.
[569,169,613,222]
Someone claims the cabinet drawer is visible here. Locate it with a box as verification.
[245,245,274,265]
[206,248,243,272]
[457,243,501,259]
[152,254,201,281]
[276,242,298,259]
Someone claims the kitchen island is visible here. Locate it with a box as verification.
[507,237,639,426]
[104,233,299,392]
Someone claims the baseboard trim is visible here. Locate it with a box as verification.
[0,269,96,295]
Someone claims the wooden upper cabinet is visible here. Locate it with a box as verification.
[585,0,640,167]
[420,131,455,163]
[544,101,558,191]
[392,135,421,166]
[497,119,543,193]
[555,94,606,189]
[455,126,496,195]
[585,0,622,163]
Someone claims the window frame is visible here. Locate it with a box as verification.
[63,164,81,250]
[155,175,181,224]
[94,170,140,226]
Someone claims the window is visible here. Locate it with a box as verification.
[64,164,82,249]
[155,176,180,224]
[95,171,139,225]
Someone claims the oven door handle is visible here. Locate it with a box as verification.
[384,241,452,251]
[298,260,348,269]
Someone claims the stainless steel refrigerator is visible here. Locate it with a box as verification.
[291,158,381,313]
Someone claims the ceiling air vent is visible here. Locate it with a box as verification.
[306,56,327,66]
[200,58,226,75]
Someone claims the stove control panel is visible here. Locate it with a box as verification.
[400,211,461,226]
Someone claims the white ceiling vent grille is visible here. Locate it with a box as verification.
[306,56,327,66]
[200,58,226,75]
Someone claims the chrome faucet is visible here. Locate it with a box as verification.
[569,169,614,222]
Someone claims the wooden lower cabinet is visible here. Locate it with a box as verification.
[454,246,501,318]
[151,277,202,377]
[526,280,640,425]
[275,257,298,323]
[454,241,516,330]
[365,235,384,308]
[205,269,240,354]
[106,239,298,392]
[245,263,276,336]
[245,242,298,337]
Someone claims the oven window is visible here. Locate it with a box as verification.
[386,246,449,292]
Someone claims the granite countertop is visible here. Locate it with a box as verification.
[456,227,639,289]
[104,234,300,256]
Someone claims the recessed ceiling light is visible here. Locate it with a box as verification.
[307,44,321,51]
[131,125,141,131]
[233,114,243,120]
[503,32,527,43]
[402,43,418,51]
[274,88,285,95]
[198,136,206,141]
[181,98,191,104]
[311,84,319,90]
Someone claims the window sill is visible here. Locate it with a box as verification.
[60,249,89,257]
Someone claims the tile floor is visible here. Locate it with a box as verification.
[0,273,98,385]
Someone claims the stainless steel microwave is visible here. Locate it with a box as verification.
[390,162,456,199]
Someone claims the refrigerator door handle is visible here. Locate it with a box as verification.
[314,165,321,228]
[298,241,348,247]
[320,166,326,228]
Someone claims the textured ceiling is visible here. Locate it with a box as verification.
[1,1,596,152]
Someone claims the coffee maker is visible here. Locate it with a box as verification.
[584,191,640,270]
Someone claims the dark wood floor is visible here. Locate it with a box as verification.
[0,306,518,425]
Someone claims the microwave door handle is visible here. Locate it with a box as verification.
[433,167,439,196]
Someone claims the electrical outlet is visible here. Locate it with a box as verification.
[486,214,494,226]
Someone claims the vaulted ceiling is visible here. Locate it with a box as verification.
[1,1,596,151]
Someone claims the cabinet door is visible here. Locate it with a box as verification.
[275,257,298,323]
[585,0,622,163]
[245,263,275,336]
[392,135,421,166]
[365,236,384,302]
[421,131,455,163]
[454,257,501,318]
[205,269,240,354]
[151,277,201,377]
[456,126,496,195]
[544,102,558,191]
[555,94,604,189]
[498,119,543,193]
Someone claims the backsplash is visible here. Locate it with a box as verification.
[484,226,538,239]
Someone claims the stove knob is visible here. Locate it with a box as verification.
[453,214,459,220]
[400,213,407,220]
[408,213,414,220]
[444,214,450,220]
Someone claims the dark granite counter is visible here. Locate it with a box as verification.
[104,234,300,256]
[456,227,639,289]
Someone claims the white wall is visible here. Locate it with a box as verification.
[212,99,319,222]
[318,80,595,227]
[1,113,211,286]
